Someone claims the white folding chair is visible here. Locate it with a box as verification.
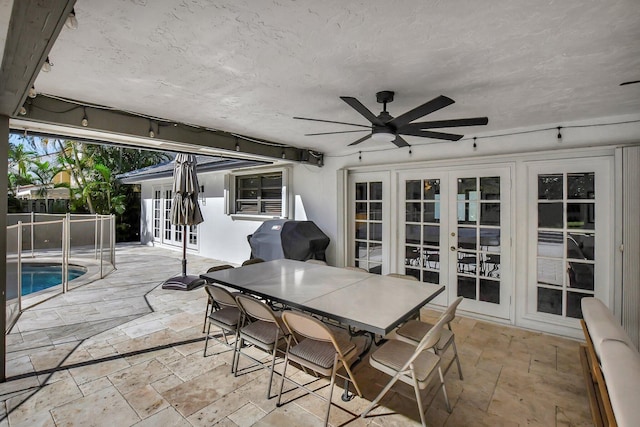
[203,284,241,360]
[361,314,452,426]
[233,294,290,398]
[395,296,464,380]
[277,311,364,427]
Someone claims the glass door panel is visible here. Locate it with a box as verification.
[349,173,389,274]
[450,169,510,318]
[535,172,596,318]
[404,178,443,283]
[399,167,510,317]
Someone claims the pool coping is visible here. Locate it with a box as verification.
[11,257,111,309]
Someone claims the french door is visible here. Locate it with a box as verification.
[152,186,197,249]
[347,172,390,274]
[399,167,512,319]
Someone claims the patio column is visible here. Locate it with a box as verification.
[1,114,8,382]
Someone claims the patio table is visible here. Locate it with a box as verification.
[200,259,444,336]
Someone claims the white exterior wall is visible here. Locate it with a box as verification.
[139,174,268,266]
[293,114,640,264]
[135,114,639,337]
[139,114,640,269]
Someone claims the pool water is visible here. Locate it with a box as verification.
[21,264,87,296]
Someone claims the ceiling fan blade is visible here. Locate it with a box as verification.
[340,97,384,126]
[392,135,410,148]
[293,116,371,129]
[399,128,463,141]
[400,117,488,130]
[305,130,369,136]
[348,134,372,146]
[388,95,455,128]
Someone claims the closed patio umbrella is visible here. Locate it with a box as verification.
[162,154,205,290]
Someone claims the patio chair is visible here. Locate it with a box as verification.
[360,314,452,426]
[202,264,235,332]
[305,259,328,265]
[233,294,290,398]
[203,284,241,359]
[386,273,419,281]
[276,311,364,427]
[242,258,265,266]
[395,296,464,380]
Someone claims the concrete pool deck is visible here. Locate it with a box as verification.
[1,243,592,426]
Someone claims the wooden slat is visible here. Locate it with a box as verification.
[580,319,618,427]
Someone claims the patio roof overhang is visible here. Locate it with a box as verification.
[0,1,323,166]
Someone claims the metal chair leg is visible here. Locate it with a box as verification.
[452,340,463,380]
[411,369,427,427]
[438,366,452,413]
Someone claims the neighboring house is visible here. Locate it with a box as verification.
[119,155,296,266]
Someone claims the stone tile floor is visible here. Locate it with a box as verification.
[1,244,593,426]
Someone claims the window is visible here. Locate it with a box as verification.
[227,168,290,218]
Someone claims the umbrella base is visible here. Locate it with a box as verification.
[162,275,206,291]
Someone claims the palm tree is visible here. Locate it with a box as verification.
[29,160,63,213]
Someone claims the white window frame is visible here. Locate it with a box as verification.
[225,166,292,219]
[523,157,613,329]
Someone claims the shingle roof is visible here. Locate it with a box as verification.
[118,155,268,184]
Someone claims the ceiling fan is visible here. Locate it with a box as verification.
[294,91,488,148]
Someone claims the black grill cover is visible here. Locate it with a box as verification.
[248,220,329,261]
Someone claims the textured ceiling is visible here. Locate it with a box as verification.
[27,0,640,154]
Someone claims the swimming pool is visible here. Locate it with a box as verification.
[20,263,87,296]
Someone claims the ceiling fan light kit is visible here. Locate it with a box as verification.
[295,90,488,148]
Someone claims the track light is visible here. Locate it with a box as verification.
[65,8,78,30]
[81,108,89,127]
[28,86,37,98]
[42,57,53,72]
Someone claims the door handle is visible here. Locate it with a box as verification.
[450,246,456,251]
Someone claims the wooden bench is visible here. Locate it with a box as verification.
[580,298,640,427]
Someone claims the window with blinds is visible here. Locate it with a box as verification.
[235,172,283,215]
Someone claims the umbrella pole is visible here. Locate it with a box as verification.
[182,225,187,276]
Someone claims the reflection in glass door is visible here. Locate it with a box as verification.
[452,174,509,318]
[404,178,443,284]
[351,176,386,274]
[399,168,511,318]
[536,172,596,318]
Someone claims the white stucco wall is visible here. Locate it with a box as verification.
[139,173,267,266]
[136,113,639,284]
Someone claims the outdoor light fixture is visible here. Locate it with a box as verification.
[81,108,89,127]
[65,8,78,30]
[371,128,395,143]
[42,57,53,72]
[19,107,27,116]
[28,86,37,98]
[148,121,155,138]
